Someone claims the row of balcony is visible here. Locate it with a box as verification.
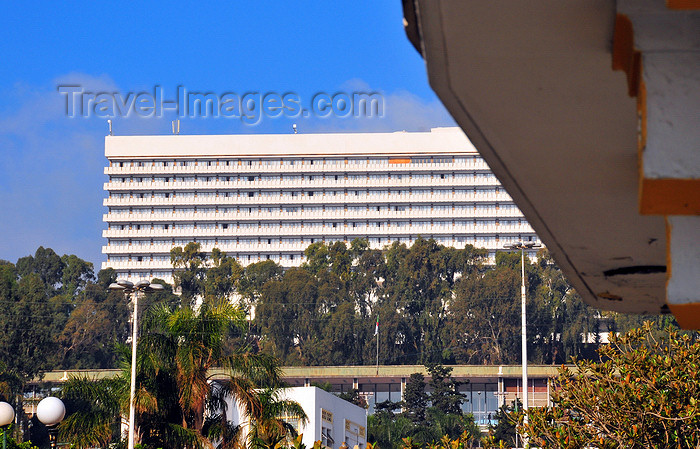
[102,240,535,270]
[102,258,307,272]
[104,159,492,175]
[103,209,526,222]
[103,192,516,206]
[102,235,536,255]
[103,224,536,239]
[103,177,503,191]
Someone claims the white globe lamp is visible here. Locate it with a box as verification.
[0,402,15,449]
[0,402,13,427]
[36,397,65,427]
[37,397,65,449]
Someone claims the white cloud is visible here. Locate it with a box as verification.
[301,79,456,134]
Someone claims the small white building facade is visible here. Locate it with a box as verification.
[226,387,367,449]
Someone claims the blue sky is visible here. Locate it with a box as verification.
[0,1,455,268]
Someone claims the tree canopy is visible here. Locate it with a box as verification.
[525,322,700,448]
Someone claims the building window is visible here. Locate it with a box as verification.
[321,409,334,447]
[322,426,334,448]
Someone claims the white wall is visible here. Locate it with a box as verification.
[225,386,367,449]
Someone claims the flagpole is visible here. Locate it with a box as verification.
[375,314,379,376]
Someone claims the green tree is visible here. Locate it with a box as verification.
[484,400,520,448]
[368,412,414,449]
[15,247,64,294]
[337,388,368,409]
[59,297,284,449]
[449,263,520,365]
[426,363,465,416]
[137,299,282,448]
[1,271,56,382]
[400,373,428,425]
[59,376,125,448]
[239,260,284,309]
[205,249,244,303]
[170,242,207,304]
[256,268,321,364]
[59,254,94,297]
[58,269,134,369]
[526,322,700,448]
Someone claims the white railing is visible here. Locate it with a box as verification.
[103,160,491,176]
[102,226,537,240]
[102,191,516,207]
[103,208,528,223]
[103,176,503,191]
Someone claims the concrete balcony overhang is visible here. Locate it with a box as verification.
[404,0,700,322]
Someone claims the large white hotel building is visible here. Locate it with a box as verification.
[102,127,539,283]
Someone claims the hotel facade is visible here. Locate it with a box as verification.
[102,128,539,283]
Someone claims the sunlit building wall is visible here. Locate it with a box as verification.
[102,128,539,283]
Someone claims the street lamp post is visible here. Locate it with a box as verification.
[109,279,164,449]
[0,402,14,449]
[36,397,65,449]
[503,241,541,436]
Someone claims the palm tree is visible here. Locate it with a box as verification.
[59,298,283,449]
[136,298,283,449]
[246,388,308,449]
[59,376,118,448]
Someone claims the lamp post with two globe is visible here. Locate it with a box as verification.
[108,279,164,449]
[502,241,541,436]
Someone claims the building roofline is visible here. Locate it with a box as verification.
[32,364,567,384]
[105,127,478,158]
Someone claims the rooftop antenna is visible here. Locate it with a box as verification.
[172,119,180,135]
[107,119,113,136]
[292,123,298,134]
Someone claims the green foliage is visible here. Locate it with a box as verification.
[59,376,125,448]
[337,388,368,409]
[483,399,520,448]
[170,242,207,304]
[370,365,479,449]
[0,433,40,449]
[0,269,57,381]
[59,298,288,449]
[425,364,465,416]
[401,373,428,425]
[525,322,700,448]
[252,241,612,367]
[247,388,308,449]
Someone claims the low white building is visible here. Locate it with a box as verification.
[227,386,367,449]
